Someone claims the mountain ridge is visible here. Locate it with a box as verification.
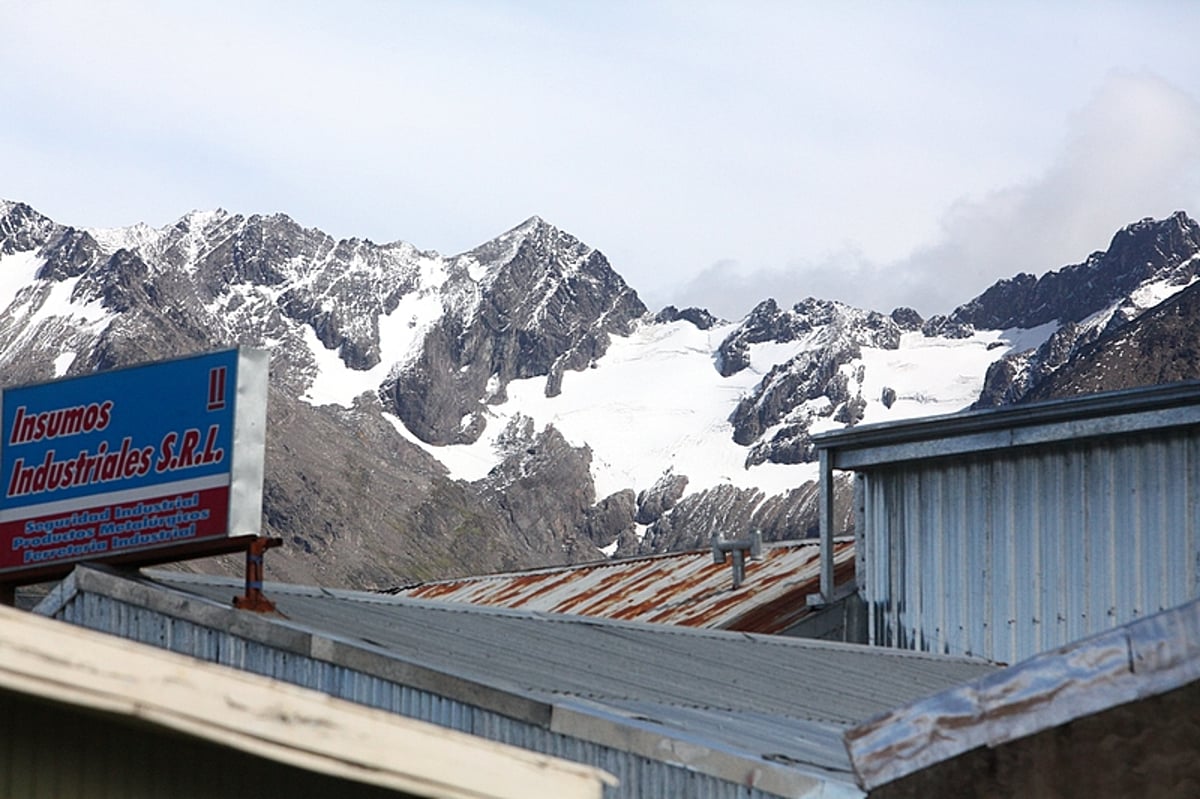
[2,199,1198,588]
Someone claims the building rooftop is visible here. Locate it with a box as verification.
[39,565,996,798]
[812,379,1200,469]
[0,599,611,799]
[386,538,855,634]
[845,594,1200,792]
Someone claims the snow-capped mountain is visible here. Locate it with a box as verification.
[1,199,1198,588]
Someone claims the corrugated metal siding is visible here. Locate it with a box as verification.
[51,592,809,799]
[390,541,855,634]
[864,431,1200,664]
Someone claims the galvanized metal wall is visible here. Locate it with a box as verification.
[861,431,1200,664]
[53,592,799,799]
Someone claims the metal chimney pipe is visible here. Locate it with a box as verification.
[710,531,763,588]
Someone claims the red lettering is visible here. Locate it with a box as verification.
[7,457,26,497]
[9,406,26,445]
[179,429,200,468]
[201,425,223,464]
[157,432,177,473]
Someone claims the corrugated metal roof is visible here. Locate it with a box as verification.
[385,539,856,634]
[39,565,996,799]
[152,570,986,729]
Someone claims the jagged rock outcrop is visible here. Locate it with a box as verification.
[952,212,1200,331]
[382,217,646,444]
[634,476,857,555]
[579,490,637,550]
[655,304,719,330]
[970,213,1200,407]
[5,197,1200,590]
[0,201,57,254]
[635,471,689,524]
[722,297,901,465]
[889,306,924,331]
[1021,280,1200,401]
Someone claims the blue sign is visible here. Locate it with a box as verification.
[0,349,267,578]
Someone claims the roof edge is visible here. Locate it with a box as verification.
[5,599,613,799]
[36,566,872,795]
[814,381,1200,469]
[844,595,1200,790]
[551,698,862,798]
[37,563,907,791]
[35,564,554,727]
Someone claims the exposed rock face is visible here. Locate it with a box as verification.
[722,298,901,466]
[580,490,636,550]
[382,217,646,444]
[1021,280,1200,401]
[889,306,924,331]
[634,476,857,555]
[635,472,689,525]
[952,212,1200,330]
[0,202,57,254]
[5,197,1200,590]
[477,422,599,565]
[655,304,719,330]
[970,213,1200,408]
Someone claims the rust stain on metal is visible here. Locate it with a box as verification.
[391,539,855,634]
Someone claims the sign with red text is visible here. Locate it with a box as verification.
[0,349,268,581]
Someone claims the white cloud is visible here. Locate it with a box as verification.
[675,73,1200,321]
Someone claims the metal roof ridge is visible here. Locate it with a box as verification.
[812,379,1200,451]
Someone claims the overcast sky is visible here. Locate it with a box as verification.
[3,1,1199,320]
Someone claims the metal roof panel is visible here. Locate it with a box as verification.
[387,540,855,634]
[42,566,996,796]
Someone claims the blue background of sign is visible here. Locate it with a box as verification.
[1,349,239,511]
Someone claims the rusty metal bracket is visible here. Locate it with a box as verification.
[232,536,284,613]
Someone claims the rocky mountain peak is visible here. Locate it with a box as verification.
[717,297,898,378]
[720,297,903,466]
[464,215,593,281]
[970,211,1200,408]
[0,200,58,255]
[383,215,646,445]
[950,211,1200,332]
[4,200,1200,589]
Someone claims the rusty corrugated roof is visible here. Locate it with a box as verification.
[387,538,855,634]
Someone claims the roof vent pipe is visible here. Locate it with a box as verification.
[711,531,763,588]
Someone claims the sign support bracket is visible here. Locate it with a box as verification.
[232,536,283,613]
